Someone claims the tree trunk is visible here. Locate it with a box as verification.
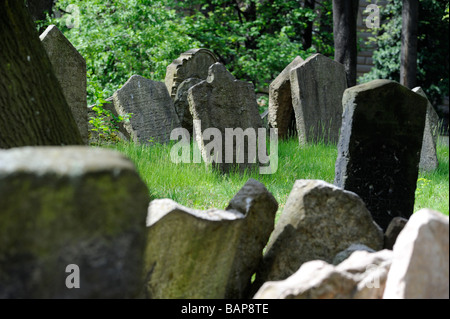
[333,0,359,87]
[302,0,315,50]
[400,0,419,88]
[25,0,55,21]
[0,0,83,148]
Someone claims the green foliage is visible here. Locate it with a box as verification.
[44,0,201,105]
[360,0,449,107]
[169,0,334,90]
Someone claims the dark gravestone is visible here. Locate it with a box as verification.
[335,80,427,231]
[173,78,203,133]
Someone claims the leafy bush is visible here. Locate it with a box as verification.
[360,0,449,107]
[44,0,202,105]
[170,0,334,91]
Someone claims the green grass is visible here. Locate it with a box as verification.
[414,141,449,215]
[105,137,449,218]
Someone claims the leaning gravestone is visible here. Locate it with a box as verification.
[40,25,88,144]
[335,80,427,231]
[412,87,439,171]
[113,75,180,144]
[165,48,218,99]
[252,179,383,293]
[290,53,347,145]
[144,179,278,299]
[188,63,263,173]
[0,147,149,298]
[268,56,304,139]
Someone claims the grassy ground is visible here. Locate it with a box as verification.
[106,137,449,218]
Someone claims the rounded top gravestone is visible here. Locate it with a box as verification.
[165,48,218,99]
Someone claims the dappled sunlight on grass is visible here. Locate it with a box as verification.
[105,137,448,218]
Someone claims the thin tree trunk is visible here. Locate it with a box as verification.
[333,0,359,87]
[400,0,419,88]
[302,0,315,50]
[0,0,83,148]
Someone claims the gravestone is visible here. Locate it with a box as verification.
[0,147,149,298]
[165,48,218,99]
[254,249,393,299]
[40,25,88,144]
[144,179,278,299]
[290,53,347,145]
[334,80,427,231]
[252,179,383,293]
[383,208,449,299]
[188,63,263,173]
[268,56,304,139]
[113,75,180,144]
[412,87,439,171]
[173,78,203,133]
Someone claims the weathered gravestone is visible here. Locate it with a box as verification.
[173,78,203,133]
[113,75,180,144]
[40,25,88,144]
[252,179,383,293]
[0,147,149,298]
[268,56,304,139]
[188,63,263,173]
[383,208,449,299]
[290,53,347,145]
[334,80,427,231]
[144,179,278,299]
[165,48,218,99]
[383,216,408,250]
[412,87,440,171]
[254,249,393,299]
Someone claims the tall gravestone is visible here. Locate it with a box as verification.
[40,25,88,144]
[113,75,180,144]
[290,53,347,145]
[335,80,427,231]
[188,63,263,173]
[268,56,304,139]
[0,147,149,298]
[165,48,218,99]
[412,87,439,171]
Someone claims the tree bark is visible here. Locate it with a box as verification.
[0,0,83,148]
[302,0,315,50]
[400,0,419,88]
[333,0,359,87]
[25,0,55,21]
